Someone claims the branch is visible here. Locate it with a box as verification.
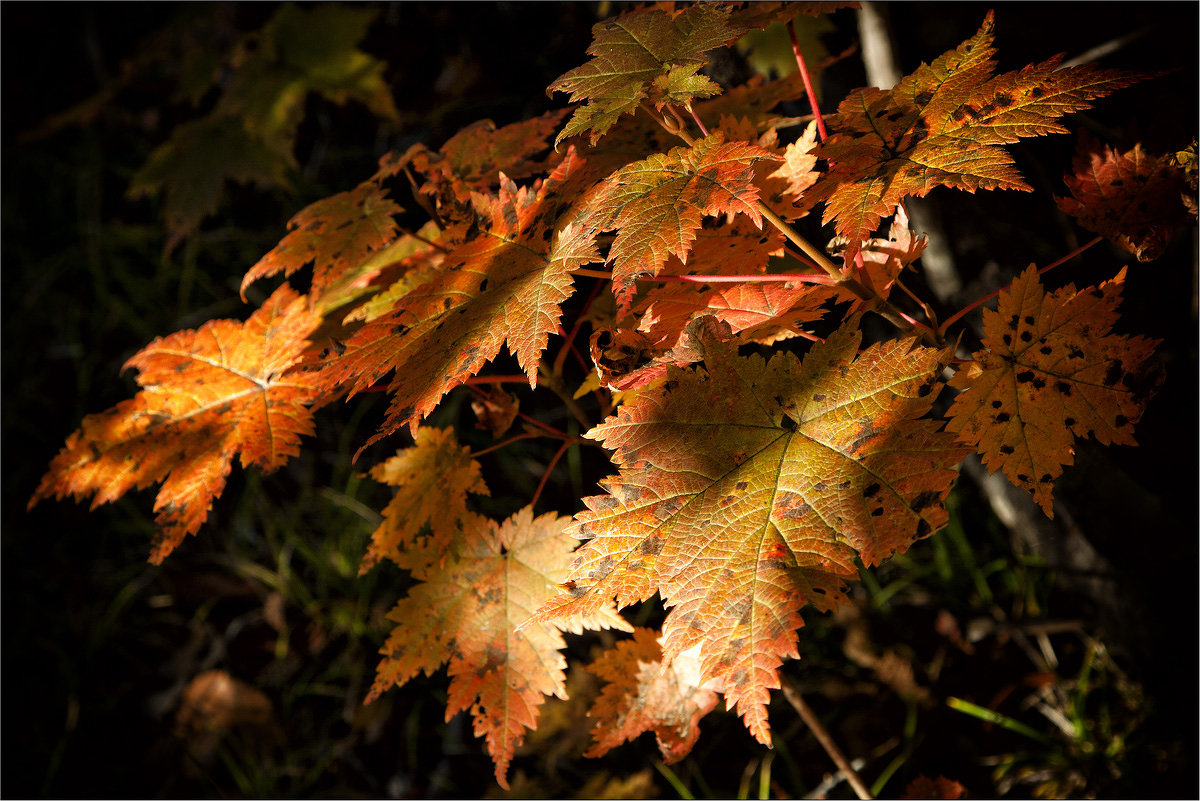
[787,19,827,141]
[938,236,1103,335]
[780,674,874,800]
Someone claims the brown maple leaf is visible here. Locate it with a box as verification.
[945,265,1161,517]
[1056,133,1191,262]
[810,11,1139,261]
[366,507,629,789]
[30,285,323,563]
[532,320,968,745]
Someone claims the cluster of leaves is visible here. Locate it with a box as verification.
[30,1,1193,789]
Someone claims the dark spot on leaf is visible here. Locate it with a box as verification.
[911,490,939,512]
[871,507,884,517]
[1016,370,1035,383]
[1020,331,1033,342]
[1040,346,1053,355]
[1115,414,1129,427]
[814,481,827,492]
[812,393,826,401]
[1065,417,1075,427]
[479,278,489,293]
[736,481,748,491]
[1000,445,1015,454]
[917,518,932,537]
[991,400,1003,409]
[995,412,1010,422]
[1104,360,1124,386]
[864,482,881,498]
[1017,473,1029,482]
[638,538,664,556]
[1003,334,1012,346]
[1055,381,1072,396]
[1032,376,1046,390]
[1040,474,1052,483]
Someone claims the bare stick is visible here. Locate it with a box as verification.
[780,674,874,800]
[787,20,828,141]
[938,236,1103,334]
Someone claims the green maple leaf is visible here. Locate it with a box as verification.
[550,3,745,147]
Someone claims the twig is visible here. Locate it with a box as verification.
[938,236,1103,334]
[780,674,874,800]
[787,20,828,141]
[530,440,572,509]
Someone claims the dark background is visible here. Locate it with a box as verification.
[3,3,1196,797]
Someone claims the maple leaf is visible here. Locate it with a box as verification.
[584,628,720,763]
[945,265,1161,517]
[128,116,289,254]
[769,120,821,214]
[810,11,1139,261]
[318,150,600,448]
[582,132,777,307]
[829,205,928,306]
[533,320,968,743]
[549,3,745,148]
[365,507,630,789]
[30,285,323,563]
[240,164,405,307]
[129,4,399,251]
[360,427,489,575]
[471,388,520,438]
[1056,134,1191,262]
[413,110,570,206]
[405,111,579,244]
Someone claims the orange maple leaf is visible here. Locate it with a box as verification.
[412,109,570,209]
[810,11,1138,261]
[30,286,323,563]
[366,507,629,789]
[240,154,406,307]
[581,132,778,307]
[318,149,600,449]
[359,427,489,575]
[945,265,1161,517]
[584,628,720,763]
[533,320,968,745]
[1056,133,1192,262]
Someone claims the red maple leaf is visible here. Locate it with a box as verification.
[1056,133,1191,262]
[317,149,600,449]
[580,132,778,307]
